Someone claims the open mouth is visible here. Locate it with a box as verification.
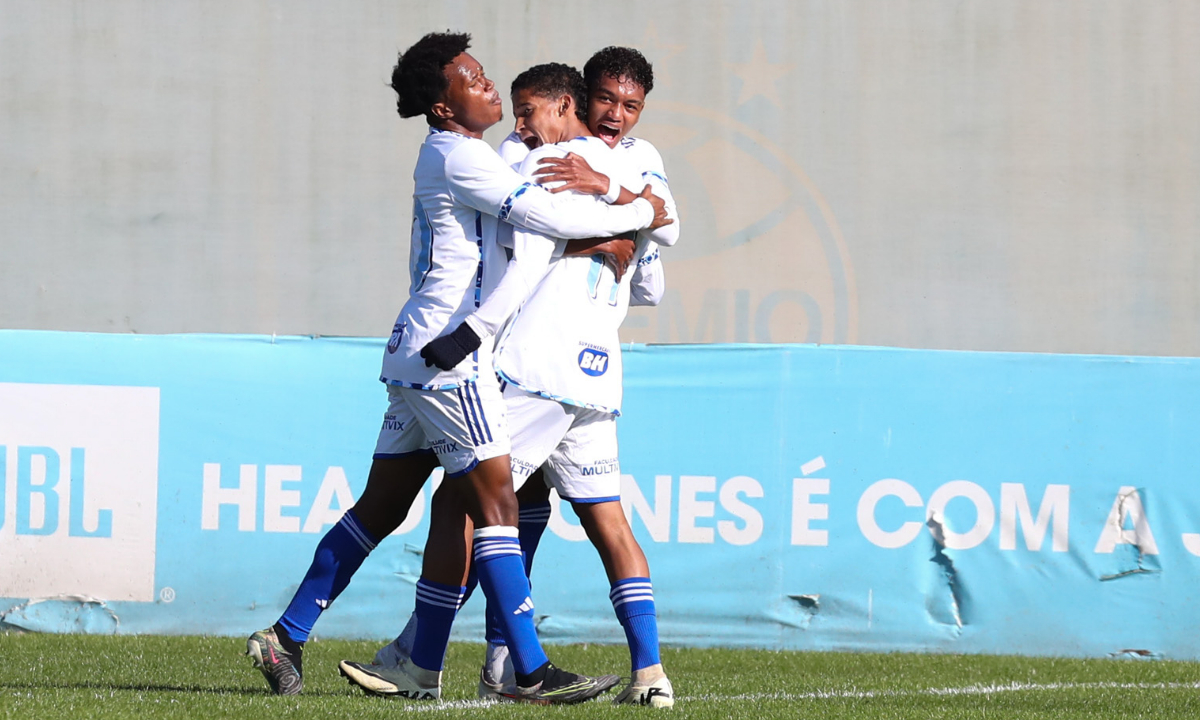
[523,136,542,150]
[595,123,621,145]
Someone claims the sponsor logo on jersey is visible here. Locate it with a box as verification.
[387,322,406,354]
[382,414,405,432]
[578,348,609,376]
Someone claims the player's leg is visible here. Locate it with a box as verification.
[571,501,672,706]
[340,379,618,704]
[246,390,435,695]
[548,412,674,708]
[478,470,552,696]
[477,388,563,696]
[364,470,554,698]
[338,479,473,699]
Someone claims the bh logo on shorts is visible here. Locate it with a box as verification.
[578,348,609,376]
[0,383,160,602]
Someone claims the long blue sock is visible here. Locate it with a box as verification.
[473,526,548,678]
[410,578,466,671]
[610,577,660,671]
[518,500,552,575]
[484,501,551,646]
[276,509,378,643]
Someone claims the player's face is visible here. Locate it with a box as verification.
[511,88,570,150]
[587,73,646,148]
[440,52,503,134]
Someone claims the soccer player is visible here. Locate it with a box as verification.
[486,47,678,708]
[350,56,678,708]
[245,32,668,704]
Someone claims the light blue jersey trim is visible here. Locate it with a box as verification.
[411,197,435,292]
[498,183,533,221]
[495,368,620,417]
[380,373,480,391]
[642,170,669,185]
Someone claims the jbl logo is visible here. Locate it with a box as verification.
[0,382,160,602]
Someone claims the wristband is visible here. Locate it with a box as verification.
[602,176,621,204]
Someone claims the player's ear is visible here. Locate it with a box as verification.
[559,95,571,117]
[430,100,454,121]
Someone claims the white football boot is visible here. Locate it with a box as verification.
[477,642,517,700]
[338,657,441,701]
[613,666,675,708]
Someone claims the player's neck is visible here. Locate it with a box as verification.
[430,118,484,139]
[551,118,592,145]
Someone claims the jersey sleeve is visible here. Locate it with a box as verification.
[629,242,666,307]
[632,141,680,248]
[503,149,655,239]
[463,227,561,339]
[497,131,530,168]
[444,138,536,215]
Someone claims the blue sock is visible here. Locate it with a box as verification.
[461,565,478,606]
[518,501,552,576]
[473,526,548,677]
[610,577,660,671]
[277,509,378,643]
[410,578,466,671]
[484,501,551,646]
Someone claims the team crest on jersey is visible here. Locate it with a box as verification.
[387,322,406,354]
[578,347,609,376]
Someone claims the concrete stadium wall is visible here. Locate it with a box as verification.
[3,1,1198,356]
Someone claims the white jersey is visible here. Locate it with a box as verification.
[492,136,664,414]
[498,132,674,307]
[380,128,655,390]
[498,130,529,168]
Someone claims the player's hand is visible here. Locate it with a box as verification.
[593,237,636,281]
[420,322,482,371]
[640,185,673,230]
[535,153,609,195]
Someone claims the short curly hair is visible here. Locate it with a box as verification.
[583,46,654,95]
[391,32,471,122]
[510,63,588,121]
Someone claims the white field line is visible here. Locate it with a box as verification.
[378,681,1200,711]
[683,681,1200,704]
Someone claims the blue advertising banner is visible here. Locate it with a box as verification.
[1,331,1198,659]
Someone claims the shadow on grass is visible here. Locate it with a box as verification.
[0,679,355,698]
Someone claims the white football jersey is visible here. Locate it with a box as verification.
[498,130,529,168]
[496,132,675,307]
[380,128,654,390]
[493,136,659,414]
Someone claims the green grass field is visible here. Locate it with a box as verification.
[2,632,1199,719]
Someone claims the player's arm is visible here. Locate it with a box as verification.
[629,243,666,307]
[420,228,558,371]
[561,234,637,281]
[444,141,670,239]
[535,151,680,247]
